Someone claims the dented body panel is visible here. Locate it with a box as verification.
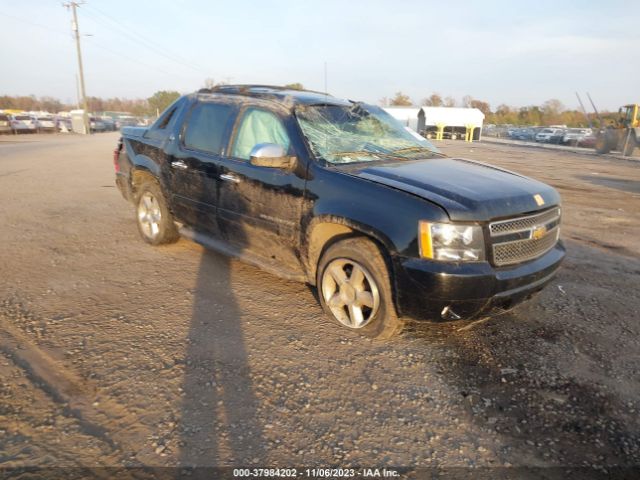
[115,87,565,322]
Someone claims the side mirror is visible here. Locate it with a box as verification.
[249,143,295,169]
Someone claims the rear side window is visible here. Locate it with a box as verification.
[183,103,234,154]
[156,106,177,130]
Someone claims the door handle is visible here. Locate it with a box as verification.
[171,160,188,170]
[220,173,241,183]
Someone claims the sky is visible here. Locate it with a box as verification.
[1,0,638,110]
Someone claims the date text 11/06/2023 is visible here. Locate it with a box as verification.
[232,467,401,478]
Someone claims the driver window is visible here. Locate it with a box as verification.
[232,108,290,160]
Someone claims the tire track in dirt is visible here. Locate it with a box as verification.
[0,316,156,467]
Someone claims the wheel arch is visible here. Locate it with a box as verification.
[130,167,160,198]
[303,215,396,286]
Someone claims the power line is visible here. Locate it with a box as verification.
[81,4,210,76]
[0,11,71,37]
[83,37,188,79]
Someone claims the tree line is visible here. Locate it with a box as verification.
[381,91,616,127]
[2,87,617,127]
[0,82,307,117]
[0,91,181,117]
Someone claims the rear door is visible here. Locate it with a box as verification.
[164,100,238,235]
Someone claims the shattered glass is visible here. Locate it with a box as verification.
[295,103,441,164]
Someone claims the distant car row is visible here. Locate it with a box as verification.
[505,126,596,147]
[0,112,147,134]
[0,113,50,134]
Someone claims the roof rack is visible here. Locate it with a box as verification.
[197,84,330,96]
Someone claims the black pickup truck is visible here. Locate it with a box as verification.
[114,85,565,339]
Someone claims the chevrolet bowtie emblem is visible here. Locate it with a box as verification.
[531,225,547,240]
[534,194,545,206]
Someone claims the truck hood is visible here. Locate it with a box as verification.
[342,157,560,221]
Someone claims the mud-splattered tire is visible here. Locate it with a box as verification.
[134,180,179,245]
[623,133,636,157]
[317,237,403,340]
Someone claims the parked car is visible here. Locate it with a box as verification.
[100,116,117,131]
[116,116,137,129]
[56,116,72,132]
[577,135,597,148]
[32,115,56,133]
[548,129,567,144]
[10,114,36,134]
[513,128,537,141]
[114,85,564,339]
[535,128,564,143]
[562,128,592,146]
[89,117,106,132]
[0,113,12,134]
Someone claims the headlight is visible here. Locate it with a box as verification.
[418,221,485,262]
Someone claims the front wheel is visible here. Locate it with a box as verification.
[135,180,179,245]
[317,237,403,339]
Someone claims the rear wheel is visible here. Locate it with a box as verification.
[135,180,179,245]
[317,237,403,339]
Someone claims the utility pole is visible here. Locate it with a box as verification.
[575,92,593,129]
[64,2,90,134]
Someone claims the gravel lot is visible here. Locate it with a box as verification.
[0,133,639,478]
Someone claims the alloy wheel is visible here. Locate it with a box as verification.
[137,192,162,240]
[321,258,380,329]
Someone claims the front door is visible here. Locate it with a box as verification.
[216,107,306,271]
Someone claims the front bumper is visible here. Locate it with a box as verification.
[393,241,565,321]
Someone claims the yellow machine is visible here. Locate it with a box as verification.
[595,104,639,156]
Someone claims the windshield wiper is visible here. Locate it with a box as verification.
[331,150,408,162]
[390,146,445,157]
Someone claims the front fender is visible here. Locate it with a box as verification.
[301,164,450,282]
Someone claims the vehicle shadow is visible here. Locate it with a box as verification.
[177,203,265,474]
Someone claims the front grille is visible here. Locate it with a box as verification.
[490,207,560,235]
[490,208,561,266]
[493,229,560,266]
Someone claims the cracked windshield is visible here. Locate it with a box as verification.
[296,103,441,163]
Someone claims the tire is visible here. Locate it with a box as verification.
[595,134,610,154]
[623,133,636,156]
[134,179,179,245]
[316,237,403,339]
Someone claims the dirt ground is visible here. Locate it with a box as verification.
[0,133,639,478]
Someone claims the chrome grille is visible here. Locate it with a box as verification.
[493,229,560,266]
[490,207,561,235]
[490,208,561,266]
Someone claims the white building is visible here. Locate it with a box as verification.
[384,106,485,140]
[383,107,421,132]
[418,107,484,137]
